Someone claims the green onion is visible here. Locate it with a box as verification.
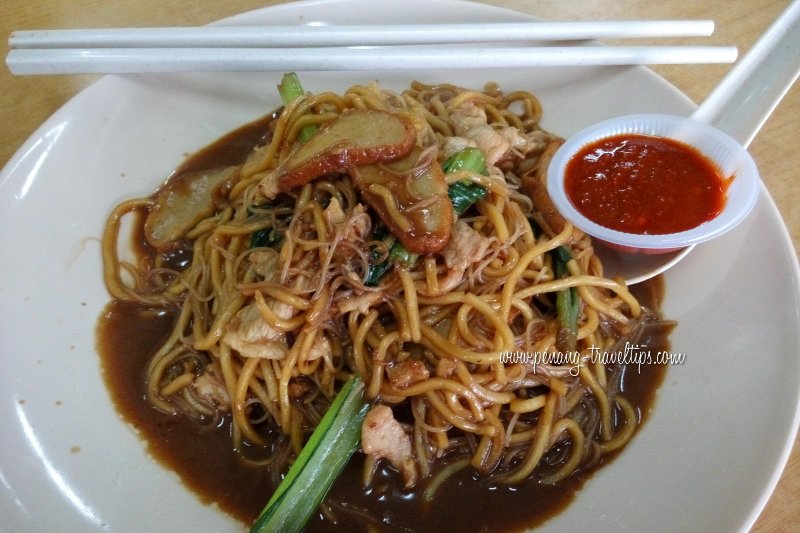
[250,375,369,533]
[277,72,317,143]
[553,246,579,353]
[443,147,489,216]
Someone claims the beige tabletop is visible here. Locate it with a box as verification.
[3,0,799,531]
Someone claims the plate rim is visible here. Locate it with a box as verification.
[1,1,799,532]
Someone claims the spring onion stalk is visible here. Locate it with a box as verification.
[553,246,579,353]
[250,375,368,533]
[443,147,489,215]
[277,72,317,143]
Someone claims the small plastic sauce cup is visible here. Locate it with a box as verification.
[547,114,760,254]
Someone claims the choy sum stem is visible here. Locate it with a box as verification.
[277,71,305,105]
[277,72,317,143]
[554,246,579,353]
[250,375,368,533]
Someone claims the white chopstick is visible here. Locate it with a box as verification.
[9,20,716,49]
[6,20,737,76]
[6,45,738,75]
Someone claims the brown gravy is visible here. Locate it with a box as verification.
[95,115,673,532]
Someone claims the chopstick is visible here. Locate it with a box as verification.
[6,45,738,75]
[9,21,716,49]
[5,20,738,75]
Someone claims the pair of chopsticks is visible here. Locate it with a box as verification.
[6,20,737,75]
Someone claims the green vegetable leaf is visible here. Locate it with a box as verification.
[442,146,488,175]
[443,148,489,216]
[388,240,419,266]
[448,180,489,216]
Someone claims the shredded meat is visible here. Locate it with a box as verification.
[221,302,290,359]
[442,220,491,272]
[435,357,458,378]
[306,334,332,362]
[386,360,430,389]
[440,136,478,160]
[451,103,510,166]
[258,171,280,201]
[323,199,371,266]
[191,368,230,411]
[249,249,279,280]
[501,127,551,157]
[337,290,385,314]
[361,405,418,488]
[449,102,554,167]
[414,220,493,296]
[335,202,370,244]
[323,196,347,227]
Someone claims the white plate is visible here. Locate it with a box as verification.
[1,0,799,532]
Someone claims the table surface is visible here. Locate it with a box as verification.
[3,0,799,531]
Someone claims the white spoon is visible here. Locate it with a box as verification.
[555,0,800,284]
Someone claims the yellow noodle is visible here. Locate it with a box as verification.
[159,373,195,397]
[367,331,400,400]
[398,267,422,343]
[234,357,266,445]
[503,392,557,484]
[599,397,638,453]
[540,418,586,484]
[509,395,547,414]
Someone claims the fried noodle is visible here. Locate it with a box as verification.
[101,80,664,491]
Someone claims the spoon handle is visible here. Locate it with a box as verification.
[691,0,800,148]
